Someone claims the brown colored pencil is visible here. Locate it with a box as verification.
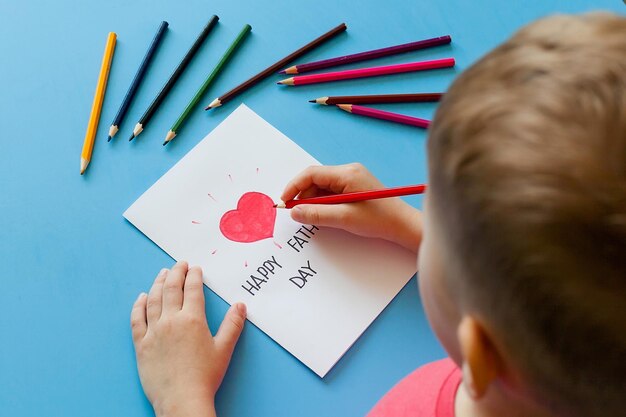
[310,93,443,105]
[205,23,347,110]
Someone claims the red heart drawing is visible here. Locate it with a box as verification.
[219,192,277,243]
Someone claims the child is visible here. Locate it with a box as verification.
[129,12,626,417]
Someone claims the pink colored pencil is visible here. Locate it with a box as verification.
[338,104,430,129]
[277,58,454,86]
[276,184,427,209]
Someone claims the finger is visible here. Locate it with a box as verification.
[281,165,352,202]
[290,204,351,229]
[183,266,206,317]
[147,269,168,325]
[162,261,188,315]
[215,303,247,357]
[297,185,324,200]
[130,292,148,342]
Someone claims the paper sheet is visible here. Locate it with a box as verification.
[124,104,417,377]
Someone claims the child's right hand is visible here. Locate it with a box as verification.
[281,163,423,252]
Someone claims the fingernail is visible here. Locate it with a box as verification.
[235,303,247,317]
[292,206,303,219]
[158,268,168,278]
[136,292,147,301]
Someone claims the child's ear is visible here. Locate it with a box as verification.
[457,316,501,400]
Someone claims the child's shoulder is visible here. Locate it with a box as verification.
[368,358,461,417]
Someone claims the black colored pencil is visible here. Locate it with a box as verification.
[129,15,219,141]
[108,21,168,141]
[205,23,347,110]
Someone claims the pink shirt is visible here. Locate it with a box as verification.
[368,359,462,417]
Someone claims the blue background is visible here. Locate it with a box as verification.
[1,1,623,416]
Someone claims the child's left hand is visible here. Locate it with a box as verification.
[130,261,246,417]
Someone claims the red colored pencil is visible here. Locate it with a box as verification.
[338,104,430,129]
[276,184,427,209]
[277,58,454,86]
[279,35,452,74]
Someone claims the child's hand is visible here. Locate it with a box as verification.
[130,262,246,417]
[281,163,423,252]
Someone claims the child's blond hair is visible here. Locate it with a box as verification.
[428,13,626,417]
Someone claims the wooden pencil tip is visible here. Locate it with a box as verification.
[274,202,286,209]
[278,70,286,74]
[80,158,88,175]
[206,98,221,110]
[277,78,294,86]
[108,124,119,139]
[164,130,176,144]
[337,104,352,112]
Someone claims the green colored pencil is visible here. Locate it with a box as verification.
[164,24,252,145]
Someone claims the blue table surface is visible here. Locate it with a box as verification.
[1,1,623,416]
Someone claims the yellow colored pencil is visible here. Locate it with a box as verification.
[81,32,117,175]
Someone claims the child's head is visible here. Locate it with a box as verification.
[418,13,626,417]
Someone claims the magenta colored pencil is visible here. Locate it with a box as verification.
[278,58,454,86]
[338,104,430,129]
[279,35,451,74]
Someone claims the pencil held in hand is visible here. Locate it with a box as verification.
[276,184,427,209]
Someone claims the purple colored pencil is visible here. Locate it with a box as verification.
[279,35,451,75]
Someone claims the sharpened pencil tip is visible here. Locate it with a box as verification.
[308,100,315,103]
[128,134,135,142]
[164,130,176,144]
[108,124,119,139]
[80,158,88,175]
[338,104,352,112]
[107,136,112,142]
[206,98,221,110]
[278,70,286,74]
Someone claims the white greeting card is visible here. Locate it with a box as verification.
[124,104,417,377]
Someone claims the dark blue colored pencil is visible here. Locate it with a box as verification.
[108,21,169,141]
[129,15,219,141]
